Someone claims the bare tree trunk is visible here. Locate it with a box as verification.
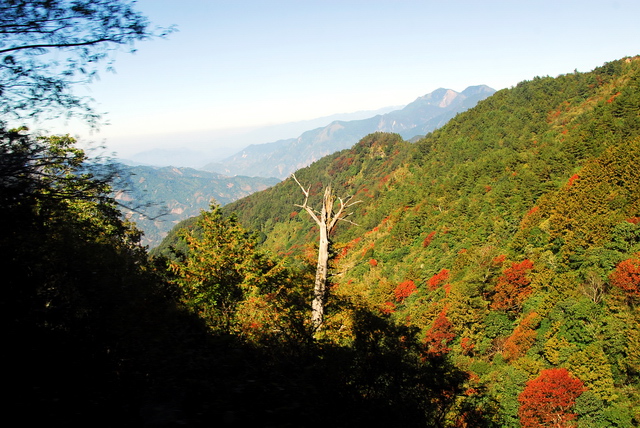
[310,186,332,329]
[292,175,359,331]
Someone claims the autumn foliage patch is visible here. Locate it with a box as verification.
[626,217,640,225]
[609,255,640,297]
[567,174,580,187]
[422,231,437,247]
[394,280,417,302]
[518,368,584,428]
[428,268,450,290]
[502,312,538,361]
[525,206,539,217]
[380,301,396,315]
[490,259,534,312]
[424,309,455,357]
[460,337,474,356]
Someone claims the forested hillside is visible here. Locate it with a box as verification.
[114,164,278,247]
[8,49,640,425]
[160,56,640,426]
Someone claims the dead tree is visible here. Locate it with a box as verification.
[292,174,360,330]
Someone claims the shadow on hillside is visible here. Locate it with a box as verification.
[5,274,499,427]
[0,196,495,427]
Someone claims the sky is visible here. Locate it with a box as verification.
[51,0,640,163]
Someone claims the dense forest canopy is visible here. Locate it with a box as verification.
[158,56,640,426]
[3,9,640,423]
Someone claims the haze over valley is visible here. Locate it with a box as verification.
[118,104,403,168]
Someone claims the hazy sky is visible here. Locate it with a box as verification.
[59,0,640,159]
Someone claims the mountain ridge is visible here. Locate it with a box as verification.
[203,85,495,179]
[116,105,405,169]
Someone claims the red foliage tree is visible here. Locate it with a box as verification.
[607,91,621,103]
[567,174,580,187]
[625,217,640,225]
[502,312,538,361]
[526,206,540,217]
[424,309,455,357]
[380,301,396,315]
[394,280,417,302]
[490,259,534,312]
[422,231,437,247]
[428,268,450,290]
[609,255,640,298]
[518,368,584,428]
[460,337,475,356]
[492,254,506,266]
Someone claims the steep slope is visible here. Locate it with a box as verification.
[205,57,640,425]
[115,164,278,247]
[203,85,495,179]
[376,85,496,136]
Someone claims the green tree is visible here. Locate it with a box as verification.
[567,344,617,402]
[169,204,288,332]
[0,126,180,424]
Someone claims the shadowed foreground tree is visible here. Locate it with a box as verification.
[0,125,187,424]
[160,202,492,427]
[168,204,302,336]
[292,173,360,330]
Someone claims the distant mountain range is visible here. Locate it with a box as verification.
[116,85,494,247]
[202,85,495,179]
[114,165,278,247]
[120,105,404,169]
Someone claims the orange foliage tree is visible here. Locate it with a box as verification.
[422,231,437,247]
[428,268,450,291]
[424,309,455,357]
[394,280,417,302]
[609,255,640,298]
[518,368,584,428]
[491,259,534,312]
[502,312,538,361]
[460,337,475,356]
[380,301,396,315]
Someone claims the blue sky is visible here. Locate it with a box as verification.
[63,0,640,160]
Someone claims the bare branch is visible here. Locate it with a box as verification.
[337,217,359,227]
[292,174,363,330]
[291,173,309,198]
[292,174,321,225]
[0,38,113,54]
[327,195,361,232]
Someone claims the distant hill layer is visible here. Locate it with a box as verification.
[202,85,495,179]
[114,165,278,247]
